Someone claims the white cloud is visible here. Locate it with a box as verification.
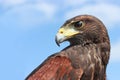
[65,3,120,29]
[0,0,26,7]
[0,2,57,29]
[35,2,56,18]
[64,0,88,6]
[110,40,120,62]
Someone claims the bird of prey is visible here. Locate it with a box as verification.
[25,15,110,80]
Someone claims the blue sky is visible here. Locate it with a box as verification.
[0,0,120,80]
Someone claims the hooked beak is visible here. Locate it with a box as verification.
[55,33,67,46]
[55,27,79,46]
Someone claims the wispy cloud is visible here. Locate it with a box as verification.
[65,3,120,29]
[64,0,88,6]
[0,2,57,29]
[0,0,26,7]
[35,2,57,18]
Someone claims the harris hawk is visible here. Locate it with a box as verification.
[25,15,110,80]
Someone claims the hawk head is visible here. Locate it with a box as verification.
[55,15,109,46]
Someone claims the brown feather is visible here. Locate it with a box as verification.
[25,15,110,80]
[25,55,83,80]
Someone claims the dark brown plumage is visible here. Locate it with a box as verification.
[25,15,110,80]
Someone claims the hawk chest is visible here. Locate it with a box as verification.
[64,45,105,80]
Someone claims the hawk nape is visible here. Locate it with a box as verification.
[25,15,110,80]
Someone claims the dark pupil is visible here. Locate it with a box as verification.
[74,21,83,28]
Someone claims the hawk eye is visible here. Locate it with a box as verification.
[74,21,84,28]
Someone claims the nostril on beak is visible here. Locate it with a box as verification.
[60,31,63,34]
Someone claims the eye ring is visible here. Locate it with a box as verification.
[74,21,84,28]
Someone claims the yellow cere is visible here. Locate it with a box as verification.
[58,27,79,37]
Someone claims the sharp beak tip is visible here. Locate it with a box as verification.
[56,42,60,47]
[55,36,60,47]
[55,32,67,47]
